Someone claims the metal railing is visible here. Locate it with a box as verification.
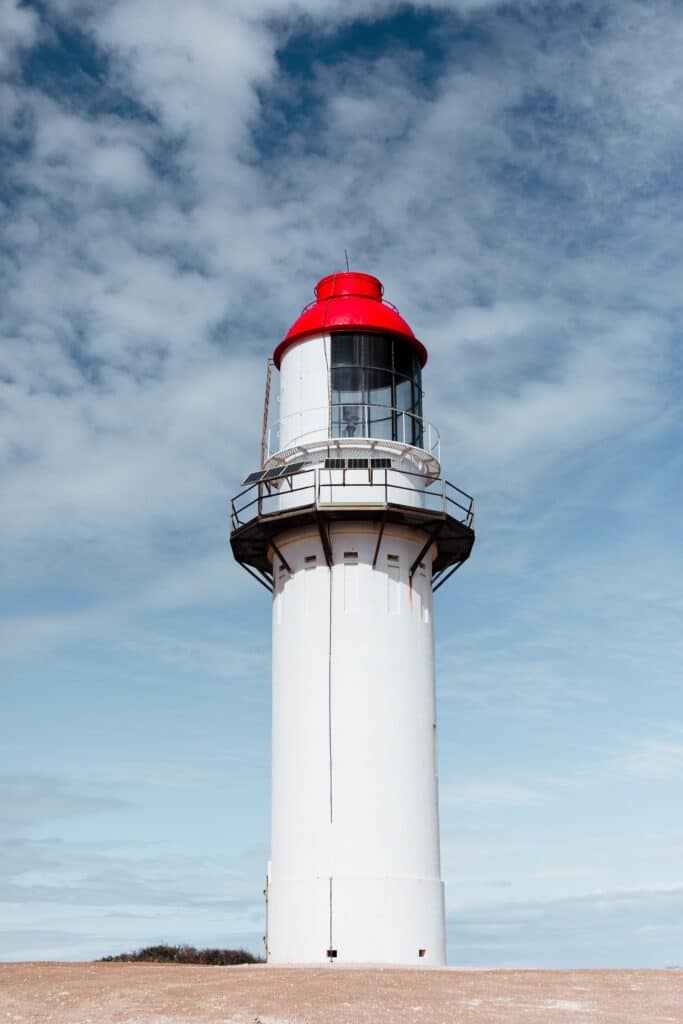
[230,464,474,533]
[266,403,440,462]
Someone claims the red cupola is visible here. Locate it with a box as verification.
[273,271,428,368]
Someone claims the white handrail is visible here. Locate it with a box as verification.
[230,464,474,531]
[268,403,440,461]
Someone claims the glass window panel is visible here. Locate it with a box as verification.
[394,339,418,379]
[330,332,424,448]
[412,381,424,446]
[412,379,423,420]
[366,334,392,371]
[332,365,363,400]
[331,334,356,366]
[414,362,422,398]
[337,404,364,437]
[366,367,392,407]
[395,376,413,412]
[368,405,394,440]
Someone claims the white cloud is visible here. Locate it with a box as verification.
[0,0,39,73]
[611,734,683,782]
[0,775,127,832]
[0,0,678,658]
[2,0,683,967]
[446,885,683,967]
[441,780,547,808]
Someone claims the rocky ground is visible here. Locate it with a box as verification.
[1,962,681,1023]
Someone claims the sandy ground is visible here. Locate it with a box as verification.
[1,963,682,1024]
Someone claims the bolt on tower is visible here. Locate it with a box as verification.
[230,272,475,965]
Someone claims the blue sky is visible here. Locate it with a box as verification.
[1,0,682,966]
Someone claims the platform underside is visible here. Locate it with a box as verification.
[230,500,475,582]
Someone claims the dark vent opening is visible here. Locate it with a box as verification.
[418,948,426,958]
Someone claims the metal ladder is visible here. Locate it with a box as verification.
[260,356,274,467]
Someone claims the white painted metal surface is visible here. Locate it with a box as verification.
[278,335,330,450]
[256,326,451,966]
[268,520,446,965]
[274,333,441,464]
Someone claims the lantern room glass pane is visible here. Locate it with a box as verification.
[366,367,392,405]
[366,334,393,370]
[331,333,423,447]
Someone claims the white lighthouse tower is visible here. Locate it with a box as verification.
[230,272,474,966]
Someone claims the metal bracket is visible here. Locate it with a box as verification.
[372,510,388,569]
[238,562,273,593]
[432,559,463,592]
[409,525,440,579]
[269,537,292,575]
[315,510,334,568]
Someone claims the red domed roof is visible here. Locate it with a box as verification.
[273,272,428,368]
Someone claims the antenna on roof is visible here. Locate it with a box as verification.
[344,249,350,272]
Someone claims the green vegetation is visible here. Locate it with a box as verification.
[99,944,263,965]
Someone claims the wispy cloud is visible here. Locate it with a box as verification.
[0,775,127,832]
[447,886,683,967]
[609,733,683,782]
[2,0,682,965]
[441,780,547,808]
[0,0,39,73]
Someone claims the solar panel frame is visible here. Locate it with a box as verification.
[242,470,265,485]
[242,462,308,486]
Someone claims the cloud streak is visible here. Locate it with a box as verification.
[2,0,681,965]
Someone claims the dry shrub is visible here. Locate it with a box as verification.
[99,944,263,965]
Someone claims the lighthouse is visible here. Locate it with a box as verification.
[230,272,475,965]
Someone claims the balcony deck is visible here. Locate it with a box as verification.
[230,466,475,591]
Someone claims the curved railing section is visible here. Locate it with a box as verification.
[230,464,474,533]
[267,403,440,462]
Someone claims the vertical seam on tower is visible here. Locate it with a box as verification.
[329,875,333,953]
[328,553,333,823]
[325,277,336,826]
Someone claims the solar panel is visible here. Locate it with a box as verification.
[347,458,369,469]
[325,458,345,469]
[242,470,265,485]
[371,458,392,468]
[242,462,307,485]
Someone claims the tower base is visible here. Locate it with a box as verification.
[267,875,446,966]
